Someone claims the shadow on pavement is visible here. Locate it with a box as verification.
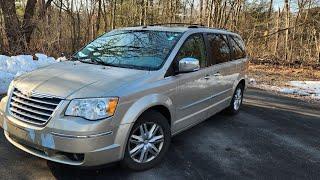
[47,102,320,179]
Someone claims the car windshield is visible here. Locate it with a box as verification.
[74,30,182,70]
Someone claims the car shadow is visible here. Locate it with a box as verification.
[2,88,320,179]
[46,112,229,180]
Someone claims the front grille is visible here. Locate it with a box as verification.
[9,88,62,125]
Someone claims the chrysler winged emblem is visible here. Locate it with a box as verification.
[27,91,33,97]
[20,89,36,97]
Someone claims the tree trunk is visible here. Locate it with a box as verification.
[183,0,187,22]
[199,0,203,24]
[207,0,214,27]
[22,0,37,45]
[274,9,280,56]
[143,0,148,25]
[0,0,24,53]
[265,0,273,48]
[96,0,102,35]
[190,0,195,24]
[284,0,290,62]
[112,0,117,29]
[102,0,109,31]
[58,0,63,49]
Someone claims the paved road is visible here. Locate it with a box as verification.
[0,88,320,179]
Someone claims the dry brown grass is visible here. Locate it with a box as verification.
[248,63,320,87]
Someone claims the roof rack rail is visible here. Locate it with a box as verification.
[147,23,205,28]
[132,23,232,32]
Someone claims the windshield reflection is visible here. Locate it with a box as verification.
[75,30,182,70]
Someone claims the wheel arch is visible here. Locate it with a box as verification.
[142,105,171,126]
[115,94,173,160]
[119,94,174,126]
[238,79,246,89]
[233,78,246,91]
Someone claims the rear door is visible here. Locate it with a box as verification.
[205,33,233,103]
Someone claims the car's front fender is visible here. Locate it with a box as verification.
[113,93,174,159]
[119,93,174,125]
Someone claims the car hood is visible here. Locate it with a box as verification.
[13,61,149,99]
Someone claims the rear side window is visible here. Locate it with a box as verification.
[175,34,207,68]
[229,36,246,60]
[207,34,231,65]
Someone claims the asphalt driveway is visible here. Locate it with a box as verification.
[0,88,320,179]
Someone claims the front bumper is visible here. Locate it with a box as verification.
[0,96,8,128]
[3,117,132,166]
[1,113,132,167]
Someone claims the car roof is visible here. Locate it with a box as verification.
[117,25,240,37]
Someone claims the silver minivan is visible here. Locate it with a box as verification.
[0,25,248,170]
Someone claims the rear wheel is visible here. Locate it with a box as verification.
[122,110,171,171]
[226,84,244,114]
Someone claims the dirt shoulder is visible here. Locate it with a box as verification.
[248,63,320,103]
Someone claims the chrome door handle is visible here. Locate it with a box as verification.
[204,75,210,80]
[213,72,221,76]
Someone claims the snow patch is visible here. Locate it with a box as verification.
[0,54,57,94]
[250,79,320,100]
[249,78,257,85]
[286,81,320,99]
[56,56,68,62]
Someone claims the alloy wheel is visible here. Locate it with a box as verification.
[233,88,242,110]
[128,122,164,163]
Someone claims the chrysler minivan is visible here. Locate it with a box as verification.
[0,24,248,170]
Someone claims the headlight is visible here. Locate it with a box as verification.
[65,97,118,120]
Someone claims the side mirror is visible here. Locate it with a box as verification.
[178,57,200,73]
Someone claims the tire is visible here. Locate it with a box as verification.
[122,110,171,171]
[226,83,244,115]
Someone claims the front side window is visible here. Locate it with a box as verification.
[74,30,182,70]
[175,34,207,68]
[207,34,231,65]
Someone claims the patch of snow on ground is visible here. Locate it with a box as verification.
[0,54,57,94]
[249,78,257,85]
[56,56,68,62]
[285,81,320,99]
[249,78,320,100]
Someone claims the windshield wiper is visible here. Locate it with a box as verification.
[74,56,153,70]
[72,56,103,65]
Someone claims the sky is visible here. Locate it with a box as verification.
[273,0,284,9]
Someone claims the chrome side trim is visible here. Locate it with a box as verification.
[51,131,113,139]
[175,96,231,125]
[179,88,232,110]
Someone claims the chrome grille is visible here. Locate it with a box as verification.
[9,88,62,125]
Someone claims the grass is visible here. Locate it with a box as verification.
[248,63,320,87]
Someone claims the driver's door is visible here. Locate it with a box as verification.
[173,34,212,131]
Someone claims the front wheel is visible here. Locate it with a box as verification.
[226,84,244,114]
[122,110,171,171]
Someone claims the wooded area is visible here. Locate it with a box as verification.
[0,0,319,67]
